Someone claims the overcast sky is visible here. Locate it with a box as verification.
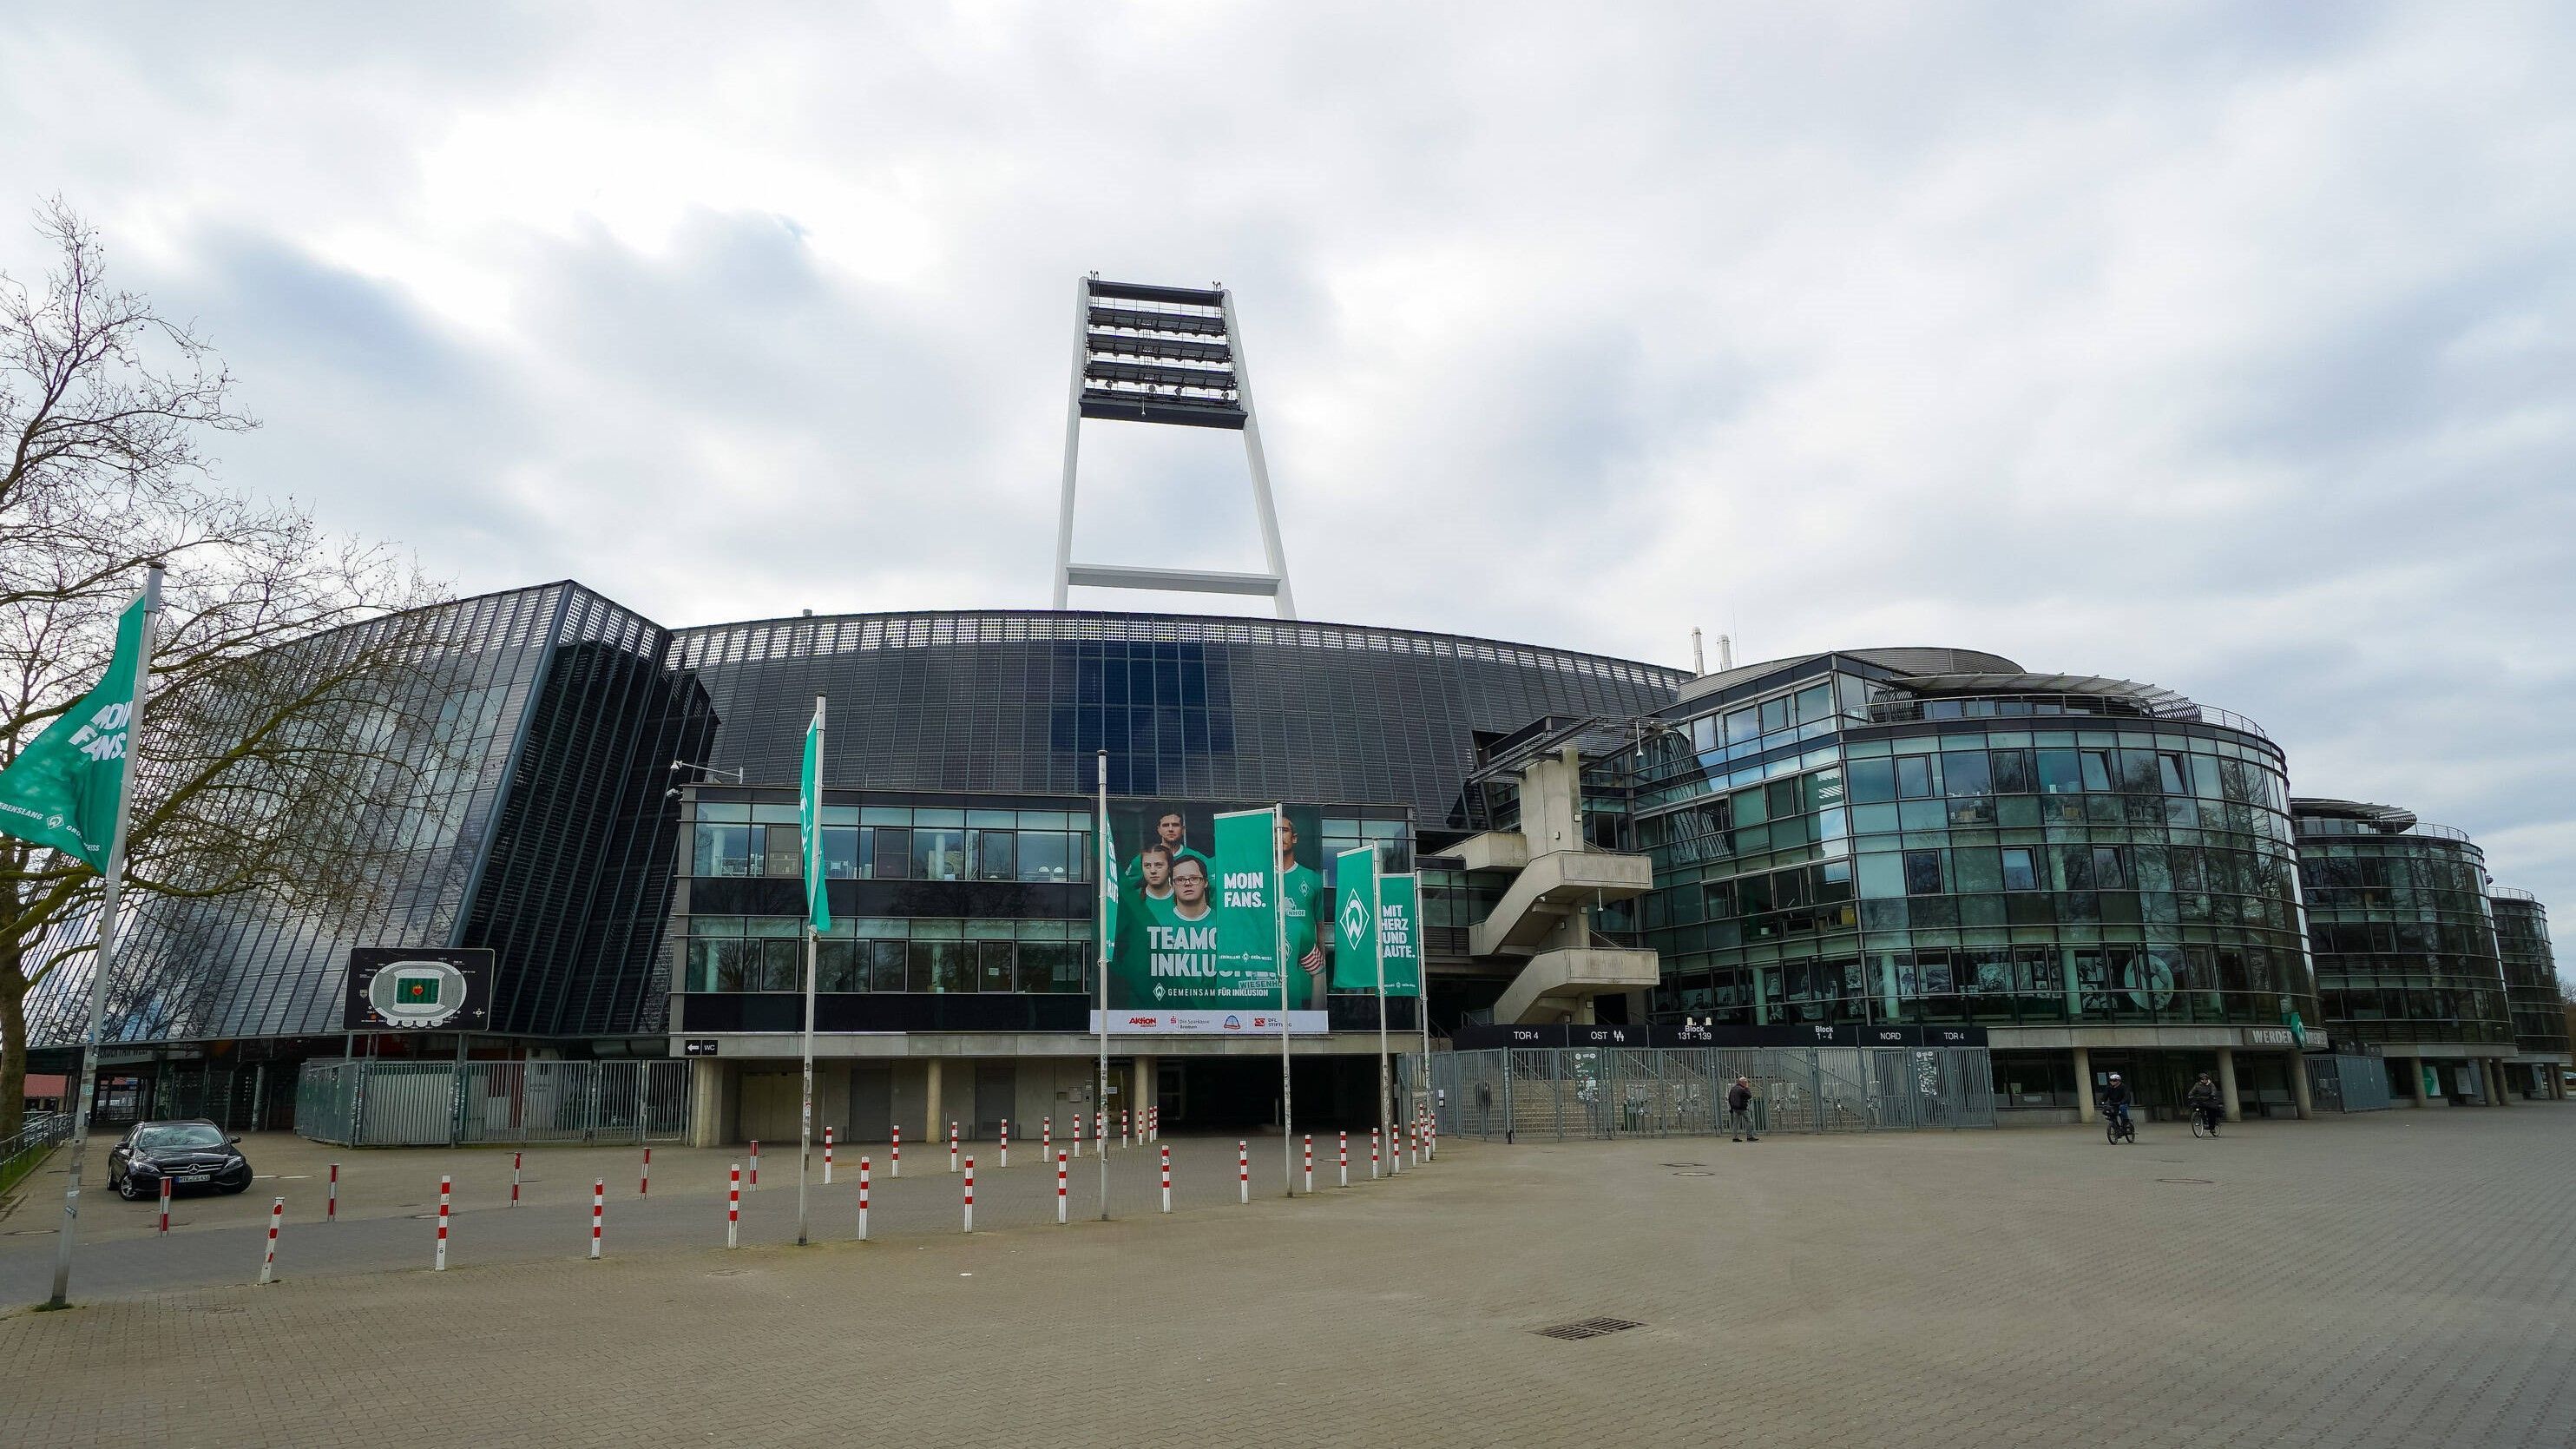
[5,3,2572,906]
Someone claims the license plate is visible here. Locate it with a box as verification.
[178,1173,209,1184]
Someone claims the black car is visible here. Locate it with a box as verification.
[108,1119,253,1200]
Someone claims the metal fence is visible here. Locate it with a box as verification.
[295,1060,693,1147]
[2304,1053,2394,1113]
[1,1110,71,1193]
[1426,1045,1997,1141]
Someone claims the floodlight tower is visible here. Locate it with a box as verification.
[1051,278,1298,618]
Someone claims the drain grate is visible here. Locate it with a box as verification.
[1534,1317,1643,1341]
[2156,1177,2216,1186]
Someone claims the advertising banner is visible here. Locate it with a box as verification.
[1095,798,1364,1034]
[1331,846,1378,991]
[343,947,495,1031]
[1377,872,1421,998]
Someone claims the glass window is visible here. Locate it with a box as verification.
[2157,753,2190,795]
[969,829,1016,881]
[817,939,861,992]
[2001,847,2039,892]
[1793,683,1833,723]
[1953,846,2002,892]
[978,941,1015,991]
[1759,696,1791,734]
[2093,846,2128,890]
[869,827,911,879]
[1902,850,1946,896]
[2080,751,2114,792]
[1725,707,1758,744]
[1942,751,1991,797]
[693,822,756,878]
[931,942,971,993]
[1896,756,1936,800]
[912,828,966,881]
[822,826,861,879]
[1019,831,1071,882]
[1988,748,2034,794]
[2036,749,2083,794]
[868,941,906,991]
[1846,759,1896,806]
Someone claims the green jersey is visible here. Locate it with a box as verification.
[1120,845,1210,895]
[1280,860,1324,1011]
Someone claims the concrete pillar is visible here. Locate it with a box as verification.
[687,1059,730,1148]
[2487,1058,2513,1107]
[2072,1046,2095,1122]
[923,1057,944,1143]
[2214,1046,2243,1123]
[2287,1051,2313,1120]
[1131,1056,1157,1134]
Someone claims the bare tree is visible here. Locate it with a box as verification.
[1,201,452,1136]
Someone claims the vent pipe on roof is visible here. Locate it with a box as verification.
[1718,634,1735,671]
[1691,628,1705,676]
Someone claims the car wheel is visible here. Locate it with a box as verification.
[116,1172,142,1201]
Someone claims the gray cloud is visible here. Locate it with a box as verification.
[3,1,2573,906]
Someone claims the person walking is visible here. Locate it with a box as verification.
[1726,1075,1758,1142]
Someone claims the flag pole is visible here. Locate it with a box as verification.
[1277,806,1293,1197]
[1095,750,1110,1222]
[47,564,163,1310]
[1375,846,1390,1175]
[797,695,825,1247]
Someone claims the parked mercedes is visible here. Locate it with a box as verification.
[108,1119,253,1199]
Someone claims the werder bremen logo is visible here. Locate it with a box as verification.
[1338,892,1370,949]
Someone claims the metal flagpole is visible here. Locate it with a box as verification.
[1096,751,1110,1221]
[48,564,163,1310]
[796,695,824,1248]
[1375,846,1390,1176]
[1277,805,1293,1196]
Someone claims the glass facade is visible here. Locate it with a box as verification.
[2490,892,2566,1060]
[2294,803,2512,1050]
[1620,654,2316,1032]
[25,583,709,1046]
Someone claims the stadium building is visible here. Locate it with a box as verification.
[20,279,2564,1140]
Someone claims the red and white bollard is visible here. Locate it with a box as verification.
[1055,1149,1068,1223]
[727,1163,741,1249]
[158,1175,171,1235]
[858,1157,871,1241]
[590,1179,604,1260]
[510,1150,522,1208]
[824,1127,834,1185]
[1303,1134,1313,1195]
[1121,1107,1131,1147]
[1371,1126,1382,1179]
[641,1146,651,1198]
[962,1156,975,1234]
[1095,1110,1107,1156]
[258,1197,283,1284]
[1000,1118,1009,1169]
[1339,1130,1349,1189]
[1160,1143,1172,1214]
[1238,1140,1250,1204]
[326,1162,338,1222]
[1390,1117,1403,1175]
[949,1122,959,1175]
[1149,1105,1160,1142]
[434,1175,450,1272]
[749,1140,759,1189]
[1071,1110,1082,1158]
[890,1124,901,1178]
[1042,1116,1052,1159]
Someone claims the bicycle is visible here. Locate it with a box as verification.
[2102,1104,2137,1145]
[2189,1103,2221,1138]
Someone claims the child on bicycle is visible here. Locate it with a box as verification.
[2100,1072,2133,1135]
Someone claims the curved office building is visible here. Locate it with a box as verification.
[2491,890,2569,1098]
[1614,648,2318,1122]
[2292,799,2518,1106]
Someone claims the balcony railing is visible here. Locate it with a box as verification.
[1866,692,2274,745]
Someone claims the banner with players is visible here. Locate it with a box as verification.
[1095,800,1333,1034]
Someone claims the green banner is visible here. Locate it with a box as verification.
[1212,807,1283,1008]
[0,594,148,870]
[798,701,830,932]
[1378,872,1421,998]
[1331,846,1379,991]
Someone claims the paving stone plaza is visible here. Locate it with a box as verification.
[5,1109,2573,1448]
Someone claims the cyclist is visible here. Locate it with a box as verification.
[2185,1071,2224,1133]
[2100,1072,2133,1138]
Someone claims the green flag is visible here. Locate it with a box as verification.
[1377,873,1421,998]
[797,699,830,932]
[1331,846,1379,991]
[0,594,149,869]
[1212,807,1280,1009]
